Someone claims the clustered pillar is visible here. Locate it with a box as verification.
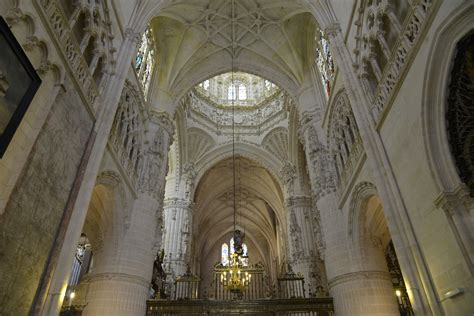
[299,112,398,315]
[162,198,194,278]
[76,113,174,316]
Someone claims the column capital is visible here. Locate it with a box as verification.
[434,184,473,216]
[323,22,342,38]
[150,111,175,137]
[298,110,320,144]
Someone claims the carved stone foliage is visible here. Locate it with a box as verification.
[280,161,296,197]
[38,0,117,110]
[327,91,363,193]
[289,209,303,260]
[300,122,335,200]
[183,162,197,200]
[352,0,436,122]
[139,115,174,198]
[109,82,145,189]
[189,89,287,129]
[446,33,474,196]
[263,128,289,163]
[311,197,326,261]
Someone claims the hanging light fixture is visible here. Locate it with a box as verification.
[219,0,251,295]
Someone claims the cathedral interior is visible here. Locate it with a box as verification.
[0,0,473,315]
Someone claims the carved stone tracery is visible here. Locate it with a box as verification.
[446,33,474,196]
[109,82,145,189]
[299,120,335,201]
[353,0,436,122]
[38,0,117,109]
[327,91,363,193]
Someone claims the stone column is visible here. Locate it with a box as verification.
[323,23,439,314]
[280,160,323,296]
[77,112,174,316]
[41,27,143,316]
[162,198,194,278]
[285,196,323,296]
[299,114,399,315]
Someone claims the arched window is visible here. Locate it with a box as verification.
[222,237,248,266]
[315,29,335,98]
[238,84,247,100]
[241,243,249,266]
[135,32,147,71]
[228,84,236,100]
[135,27,156,99]
[221,243,229,266]
[447,33,474,195]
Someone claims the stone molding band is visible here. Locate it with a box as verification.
[82,272,150,288]
[328,270,391,290]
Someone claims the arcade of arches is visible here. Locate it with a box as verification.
[0,0,473,315]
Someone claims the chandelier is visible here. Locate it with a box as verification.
[220,252,251,293]
[219,0,251,295]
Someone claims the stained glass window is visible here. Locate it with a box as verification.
[241,243,249,266]
[135,27,155,100]
[221,243,229,266]
[135,32,147,71]
[238,85,247,100]
[222,238,248,266]
[315,29,335,98]
[230,237,235,255]
[228,84,236,100]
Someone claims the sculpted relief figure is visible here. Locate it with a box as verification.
[289,210,303,259]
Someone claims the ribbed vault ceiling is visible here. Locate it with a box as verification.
[192,157,285,273]
[150,0,316,103]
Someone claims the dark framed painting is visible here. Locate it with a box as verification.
[0,16,41,158]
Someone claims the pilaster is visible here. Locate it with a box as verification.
[41,27,143,316]
[324,22,440,314]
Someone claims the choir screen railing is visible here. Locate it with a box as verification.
[212,262,267,300]
[147,263,334,315]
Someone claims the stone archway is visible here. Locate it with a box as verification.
[64,171,130,314]
[191,156,286,297]
[422,3,474,266]
[331,181,403,316]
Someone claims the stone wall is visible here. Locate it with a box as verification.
[0,77,93,315]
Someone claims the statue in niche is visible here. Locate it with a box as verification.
[289,210,303,259]
[309,261,324,297]
[139,131,165,194]
[306,125,334,194]
[183,162,197,200]
[280,162,296,197]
